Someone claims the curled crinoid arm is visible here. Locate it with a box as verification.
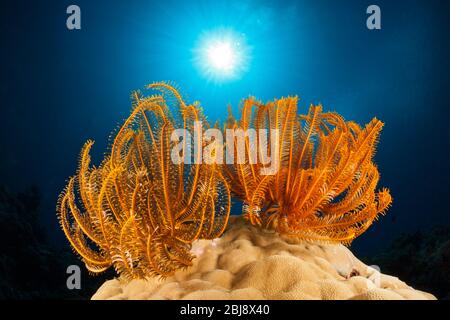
[57,82,231,279]
[225,96,392,245]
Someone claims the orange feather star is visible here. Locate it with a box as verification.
[57,83,231,279]
[223,96,392,245]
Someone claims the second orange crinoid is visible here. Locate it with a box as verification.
[57,83,231,279]
[224,96,392,244]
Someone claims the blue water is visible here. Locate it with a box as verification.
[1,0,449,255]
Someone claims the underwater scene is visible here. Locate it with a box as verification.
[1,0,449,305]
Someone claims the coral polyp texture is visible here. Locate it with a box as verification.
[224,96,392,244]
[57,83,231,279]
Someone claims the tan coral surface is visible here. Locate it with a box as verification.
[92,217,436,300]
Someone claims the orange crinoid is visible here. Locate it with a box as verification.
[224,96,392,244]
[57,83,230,279]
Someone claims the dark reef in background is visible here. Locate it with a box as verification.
[0,185,448,299]
[364,227,450,300]
[0,186,113,300]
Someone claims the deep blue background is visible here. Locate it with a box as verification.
[1,0,449,255]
